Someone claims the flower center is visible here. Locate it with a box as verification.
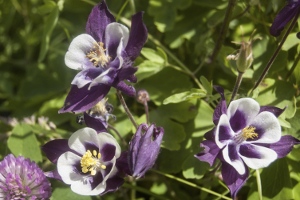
[80,150,106,176]
[233,126,258,144]
[86,42,110,67]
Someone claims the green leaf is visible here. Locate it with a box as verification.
[37,0,56,15]
[182,155,209,179]
[200,76,213,95]
[163,88,206,104]
[282,33,299,51]
[7,123,42,163]
[141,47,165,64]
[51,185,92,200]
[248,159,293,200]
[193,100,214,137]
[38,5,59,62]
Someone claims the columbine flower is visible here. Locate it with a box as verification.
[195,86,300,198]
[59,0,147,113]
[270,0,300,36]
[0,154,51,199]
[128,124,164,178]
[42,127,126,195]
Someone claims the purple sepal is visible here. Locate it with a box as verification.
[102,174,124,195]
[113,81,136,97]
[116,151,131,175]
[260,106,285,117]
[44,169,63,181]
[59,84,110,113]
[128,124,164,178]
[213,86,227,125]
[195,140,220,167]
[84,112,108,133]
[117,66,138,82]
[41,139,70,163]
[221,161,249,198]
[125,12,148,61]
[270,2,300,36]
[262,135,300,158]
[86,0,115,42]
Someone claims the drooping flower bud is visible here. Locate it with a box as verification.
[128,123,164,178]
[136,89,150,105]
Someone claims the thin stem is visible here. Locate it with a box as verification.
[122,183,169,200]
[152,169,231,200]
[116,90,138,129]
[256,169,263,200]
[108,124,127,146]
[144,102,150,125]
[209,0,237,64]
[115,0,129,22]
[230,72,244,102]
[128,0,136,14]
[147,34,205,90]
[286,52,300,80]
[251,11,300,92]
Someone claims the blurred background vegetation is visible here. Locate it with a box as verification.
[1,0,300,199]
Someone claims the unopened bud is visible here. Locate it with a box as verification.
[236,41,253,73]
[137,89,150,104]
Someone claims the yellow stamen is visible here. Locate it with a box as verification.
[86,42,110,67]
[88,98,108,116]
[242,126,258,139]
[80,150,106,175]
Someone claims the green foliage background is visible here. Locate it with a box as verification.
[0,0,300,199]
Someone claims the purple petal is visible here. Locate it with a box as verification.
[44,169,63,181]
[259,105,285,117]
[59,83,110,113]
[229,109,248,132]
[83,113,108,133]
[218,125,233,142]
[221,161,249,198]
[117,65,138,81]
[100,143,116,162]
[213,85,227,125]
[86,0,115,42]
[116,151,130,175]
[239,144,262,159]
[41,139,70,163]
[195,140,220,166]
[71,67,104,88]
[263,135,300,158]
[270,2,300,36]
[102,174,124,195]
[125,12,148,61]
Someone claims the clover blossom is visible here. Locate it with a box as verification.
[195,86,300,198]
[270,0,300,36]
[59,0,147,113]
[0,154,51,199]
[128,124,164,178]
[42,127,127,195]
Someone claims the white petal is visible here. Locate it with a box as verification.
[227,98,260,125]
[57,152,83,184]
[95,132,121,158]
[250,111,281,143]
[65,34,96,70]
[88,69,111,89]
[68,127,99,155]
[240,144,277,169]
[105,23,129,56]
[71,70,92,88]
[71,178,106,196]
[215,114,234,148]
[222,144,246,175]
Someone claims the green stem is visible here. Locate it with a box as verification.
[152,169,231,200]
[115,0,129,22]
[256,169,263,200]
[123,182,169,200]
[230,72,244,102]
[116,90,138,129]
[251,10,300,92]
[209,0,237,64]
[147,34,205,90]
[286,52,300,80]
[128,0,136,14]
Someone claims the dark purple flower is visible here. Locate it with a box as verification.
[42,127,126,195]
[0,154,51,199]
[128,124,164,178]
[270,0,300,36]
[59,0,147,113]
[195,87,300,198]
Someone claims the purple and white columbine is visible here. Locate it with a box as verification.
[42,127,126,195]
[270,0,300,36]
[195,86,300,198]
[59,0,147,113]
[128,124,164,178]
[0,154,51,199]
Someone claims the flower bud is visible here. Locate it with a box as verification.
[136,89,150,105]
[128,123,164,178]
[235,41,253,73]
